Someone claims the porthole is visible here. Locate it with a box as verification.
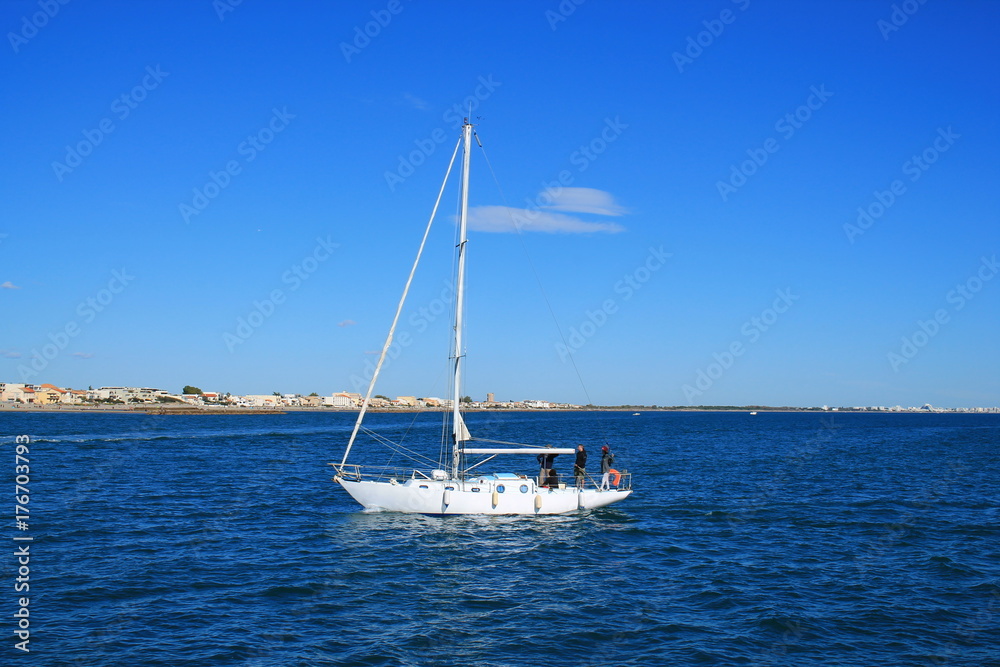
[497,485,506,493]
[519,485,528,494]
[471,487,481,493]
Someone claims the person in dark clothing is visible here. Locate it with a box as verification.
[544,468,559,487]
[537,445,557,485]
[600,445,616,490]
[573,445,587,488]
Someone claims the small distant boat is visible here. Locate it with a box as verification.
[750,411,758,415]
[632,412,640,416]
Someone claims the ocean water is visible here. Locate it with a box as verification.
[5,410,998,666]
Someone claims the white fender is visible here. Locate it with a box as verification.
[443,489,452,506]
[492,490,499,507]
[534,494,543,511]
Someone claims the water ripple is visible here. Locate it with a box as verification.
[11,411,1000,665]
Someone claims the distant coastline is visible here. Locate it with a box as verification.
[2,404,996,415]
[4,383,995,414]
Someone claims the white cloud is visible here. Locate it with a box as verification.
[464,187,628,234]
[1,349,20,358]
[72,352,94,359]
[402,93,430,111]
[338,320,356,327]
[542,187,629,216]
[1,281,20,289]
[467,206,625,234]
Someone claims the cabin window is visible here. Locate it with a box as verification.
[471,487,481,493]
[519,485,528,494]
[445,486,455,491]
[497,485,505,493]
[419,485,429,489]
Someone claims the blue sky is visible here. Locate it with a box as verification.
[1,0,997,408]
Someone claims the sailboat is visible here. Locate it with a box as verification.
[331,120,632,515]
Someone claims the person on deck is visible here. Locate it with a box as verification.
[537,445,557,485]
[574,445,587,488]
[599,445,616,490]
[544,468,559,487]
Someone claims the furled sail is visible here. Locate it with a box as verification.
[455,411,472,443]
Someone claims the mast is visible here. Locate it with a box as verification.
[339,134,463,471]
[451,120,473,478]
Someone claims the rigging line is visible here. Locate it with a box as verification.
[397,358,451,469]
[397,383,443,452]
[340,133,464,469]
[359,427,440,467]
[463,454,497,474]
[474,139,602,414]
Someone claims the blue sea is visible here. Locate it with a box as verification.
[4,410,998,666]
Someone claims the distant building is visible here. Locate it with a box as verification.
[66,389,88,404]
[486,392,495,403]
[323,392,358,408]
[1,383,32,402]
[36,384,74,405]
[90,386,169,402]
[240,394,280,408]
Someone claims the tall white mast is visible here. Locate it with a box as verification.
[451,120,473,477]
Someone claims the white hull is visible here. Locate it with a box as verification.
[335,475,631,515]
